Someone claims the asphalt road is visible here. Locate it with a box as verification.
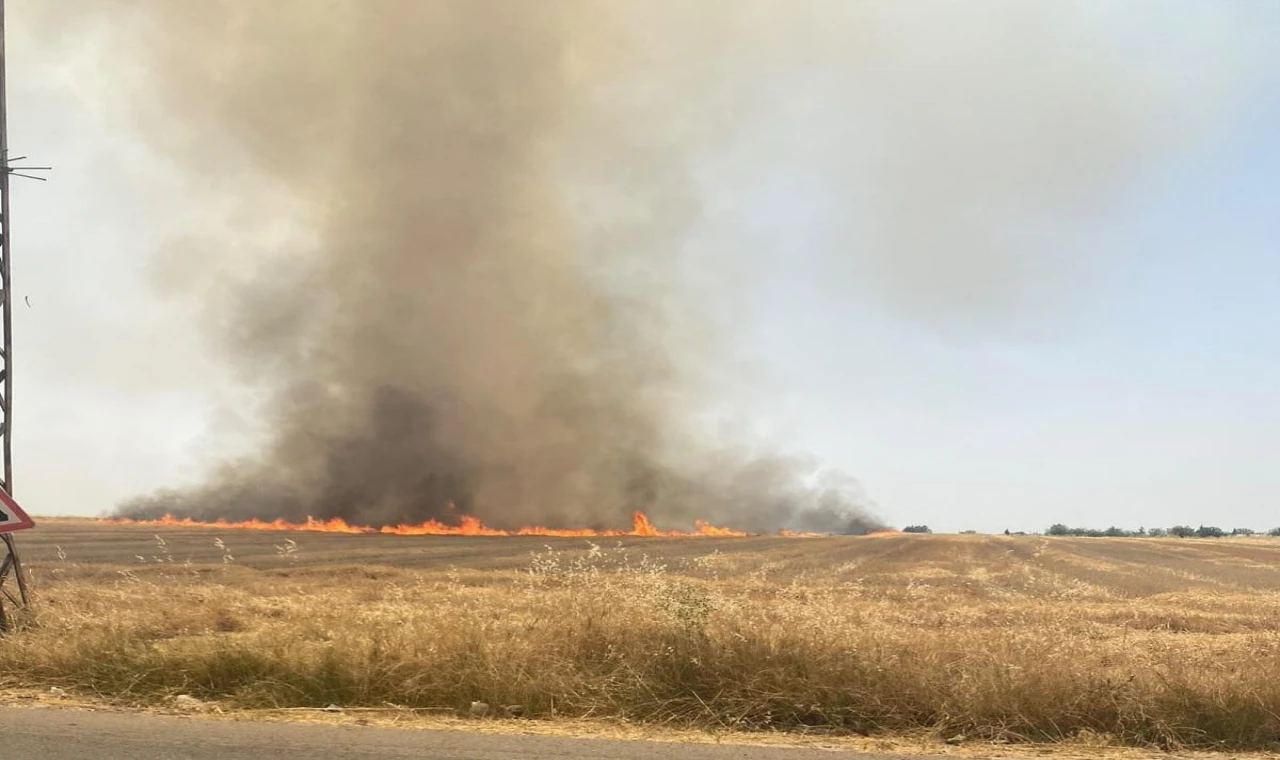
[0,707,915,760]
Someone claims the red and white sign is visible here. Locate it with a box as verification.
[0,488,33,534]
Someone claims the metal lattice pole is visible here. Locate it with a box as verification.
[0,0,45,620]
[0,0,26,617]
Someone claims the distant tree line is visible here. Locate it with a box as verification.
[892,524,1280,537]
[1045,524,1280,538]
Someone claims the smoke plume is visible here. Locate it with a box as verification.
[23,1,1258,532]
[28,0,880,532]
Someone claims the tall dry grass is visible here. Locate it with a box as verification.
[3,537,1280,750]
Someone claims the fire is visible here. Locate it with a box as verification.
[105,511,752,538]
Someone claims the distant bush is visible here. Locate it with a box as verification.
[1232,528,1255,536]
[901,525,931,534]
[1270,527,1280,537]
[1045,524,1132,538]
[1196,525,1226,538]
[958,529,978,535]
[1169,525,1196,538]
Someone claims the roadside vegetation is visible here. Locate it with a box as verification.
[3,527,1280,751]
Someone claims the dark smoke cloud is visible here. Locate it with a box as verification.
[34,0,883,533]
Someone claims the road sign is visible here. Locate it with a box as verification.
[0,488,32,534]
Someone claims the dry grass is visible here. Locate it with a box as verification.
[4,521,1280,751]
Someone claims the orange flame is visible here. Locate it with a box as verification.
[104,511,753,538]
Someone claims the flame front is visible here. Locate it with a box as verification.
[104,511,753,538]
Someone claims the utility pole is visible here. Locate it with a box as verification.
[0,0,51,630]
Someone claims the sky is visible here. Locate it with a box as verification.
[7,2,1280,533]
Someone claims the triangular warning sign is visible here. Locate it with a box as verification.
[0,488,34,534]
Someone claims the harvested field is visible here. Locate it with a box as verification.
[4,519,1280,751]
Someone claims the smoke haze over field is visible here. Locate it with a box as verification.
[20,1,1266,531]
[24,0,884,532]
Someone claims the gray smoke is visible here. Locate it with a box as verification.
[23,1,1257,532]
[28,0,884,532]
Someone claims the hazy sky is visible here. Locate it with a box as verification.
[8,2,1280,533]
